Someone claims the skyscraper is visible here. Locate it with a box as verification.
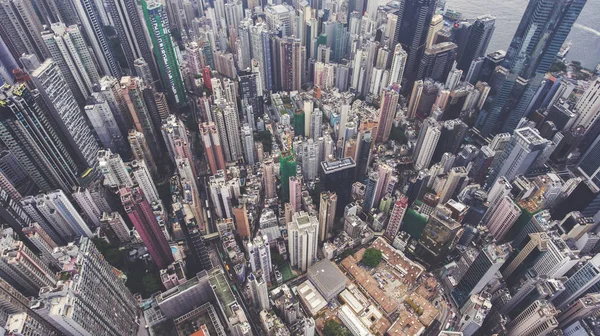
[199,122,226,175]
[288,211,318,272]
[551,253,600,309]
[241,124,255,165]
[248,271,270,311]
[280,151,297,203]
[384,196,408,241]
[120,186,174,268]
[0,0,48,62]
[393,0,436,87]
[320,158,356,217]
[477,0,586,136]
[456,15,496,73]
[376,86,400,143]
[247,235,272,284]
[29,59,100,170]
[413,118,441,170]
[485,195,522,241]
[104,0,158,79]
[0,84,79,191]
[505,300,558,336]
[142,0,186,104]
[318,192,337,243]
[214,104,242,163]
[33,238,138,335]
[485,127,549,190]
[0,236,57,296]
[162,115,193,168]
[451,243,510,307]
[97,149,133,187]
[71,0,122,77]
[416,204,462,266]
[128,130,158,178]
[577,134,600,187]
[41,23,100,105]
[438,167,468,204]
[84,96,129,156]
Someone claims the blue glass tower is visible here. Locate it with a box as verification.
[477,0,587,136]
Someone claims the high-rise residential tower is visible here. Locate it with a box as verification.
[120,186,173,268]
[142,0,186,104]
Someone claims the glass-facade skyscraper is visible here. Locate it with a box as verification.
[477,0,587,136]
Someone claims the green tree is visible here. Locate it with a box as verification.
[389,126,407,144]
[323,320,350,336]
[142,273,161,295]
[254,130,273,153]
[361,248,382,268]
[549,61,567,73]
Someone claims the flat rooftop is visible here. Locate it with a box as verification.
[308,259,347,294]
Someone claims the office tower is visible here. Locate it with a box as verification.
[485,196,522,241]
[0,237,57,296]
[288,211,318,272]
[318,192,337,243]
[431,119,468,164]
[376,86,400,143]
[104,0,157,79]
[214,104,242,163]
[120,186,173,268]
[451,243,510,307]
[384,196,408,241]
[263,158,276,199]
[72,0,121,77]
[99,212,130,243]
[457,293,492,336]
[418,42,458,82]
[29,59,100,171]
[505,300,558,336]
[485,127,549,189]
[456,15,496,72]
[200,122,226,175]
[552,254,600,309]
[241,124,255,165]
[425,14,443,49]
[502,232,578,281]
[128,130,158,178]
[578,135,600,187]
[0,0,48,62]
[573,78,600,132]
[512,210,557,249]
[557,293,600,327]
[142,1,186,104]
[413,118,441,170]
[280,151,297,203]
[41,23,100,105]
[34,238,138,335]
[248,235,272,284]
[393,0,436,87]
[320,158,356,217]
[162,115,193,167]
[97,149,133,187]
[477,0,586,136]
[437,167,467,204]
[416,204,462,266]
[72,187,104,228]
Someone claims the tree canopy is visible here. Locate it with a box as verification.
[361,248,383,268]
[323,320,350,336]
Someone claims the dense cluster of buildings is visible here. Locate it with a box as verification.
[0,0,598,334]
